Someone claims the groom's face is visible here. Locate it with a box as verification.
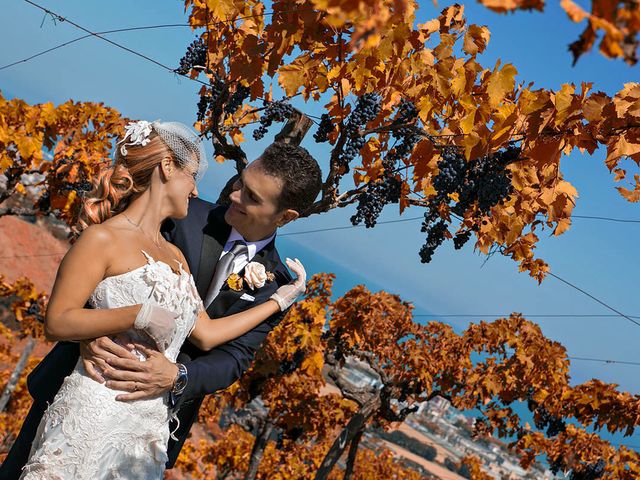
[225,158,294,242]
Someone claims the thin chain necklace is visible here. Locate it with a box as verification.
[122,212,166,250]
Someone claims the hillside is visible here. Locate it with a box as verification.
[0,216,69,293]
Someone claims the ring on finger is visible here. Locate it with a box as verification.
[133,382,139,392]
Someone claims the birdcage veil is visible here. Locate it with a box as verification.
[118,120,208,182]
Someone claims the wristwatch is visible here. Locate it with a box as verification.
[171,363,188,396]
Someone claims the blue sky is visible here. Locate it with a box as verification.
[2,0,639,446]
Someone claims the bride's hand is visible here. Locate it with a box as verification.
[269,258,306,311]
[134,303,178,352]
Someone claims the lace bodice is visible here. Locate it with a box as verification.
[21,252,204,479]
[89,251,203,361]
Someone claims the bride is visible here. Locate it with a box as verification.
[18,121,306,479]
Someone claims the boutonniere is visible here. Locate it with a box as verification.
[226,262,276,291]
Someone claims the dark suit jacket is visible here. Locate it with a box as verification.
[23,197,291,468]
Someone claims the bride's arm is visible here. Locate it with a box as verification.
[165,243,304,352]
[188,300,281,351]
[44,225,141,341]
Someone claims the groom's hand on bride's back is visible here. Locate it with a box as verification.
[80,337,177,401]
[80,335,139,384]
[102,343,178,401]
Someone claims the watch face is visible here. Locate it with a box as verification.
[174,375,187,392]
[175,377,187,390]
[173,365,188,393]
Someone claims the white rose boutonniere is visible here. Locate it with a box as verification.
[226,263,276,291]
[244,262,268,290]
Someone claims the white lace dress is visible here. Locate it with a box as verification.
[20,252,203,480]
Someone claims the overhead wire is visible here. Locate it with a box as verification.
[279,213,640,236]
[16,1,312,84]
[22,0,210,86]
[0,24,191,71]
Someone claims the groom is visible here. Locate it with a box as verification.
[0,142,322,476]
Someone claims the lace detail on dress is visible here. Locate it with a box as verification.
[21,252,204,480]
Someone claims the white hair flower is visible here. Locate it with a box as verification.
[119,120,154,156]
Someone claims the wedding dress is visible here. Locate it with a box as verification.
[20,251,203,479]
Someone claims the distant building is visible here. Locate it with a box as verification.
[420,395,451,419]
[336,357,381,389]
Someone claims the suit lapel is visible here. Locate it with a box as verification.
[195,206,231,301]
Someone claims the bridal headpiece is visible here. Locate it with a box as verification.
[117,120,208,182]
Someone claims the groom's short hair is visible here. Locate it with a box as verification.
[258,142,322,213]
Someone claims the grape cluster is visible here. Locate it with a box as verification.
[570,460,606,480]
[418,146,519,263]
[527,397,566,437]
[433,147,467,196]
[277,349,305,375]
[253,100,294,140]
[61,181,93,193]
[395,98,418,125]
[313,113,334,143]
[196,96,210,123]
[36,191,50,212]
[175,38,207,75]
[350,175,402,228]
[385,99,421,168]
[224,84,250,115]
[549,458,605,480]
[338,93,381,172]
[452,145,517,216]
[26,303,44,322]
[351,99,421,228]
[197,76,228,123]
[419,220,448,263]
[453,230,472,250]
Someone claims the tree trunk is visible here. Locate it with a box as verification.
[275,110,313,146]
[244,417,275,480]
[314,394,380,480]
[342,429,364,480]
[0,338,36,412]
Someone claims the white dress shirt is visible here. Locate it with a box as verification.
[221,228,276,274]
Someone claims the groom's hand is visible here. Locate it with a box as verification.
[104,344,179,401]
[80,335,139,384]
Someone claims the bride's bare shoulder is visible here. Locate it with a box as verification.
[71,224,125,261]
[76,223,117,245]
[78,215,133,241]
